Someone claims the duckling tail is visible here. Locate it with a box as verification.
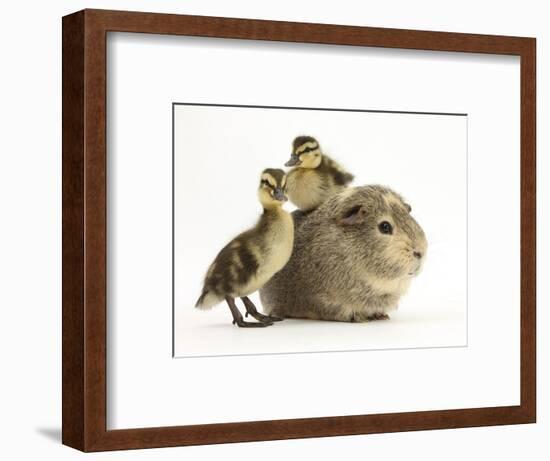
[195,289,222,309]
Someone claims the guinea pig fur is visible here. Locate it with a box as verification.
[259,185,428,322]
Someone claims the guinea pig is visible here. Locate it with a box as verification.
[259,185,428,322]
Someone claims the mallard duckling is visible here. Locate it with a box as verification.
[285,135,354,212]
[195,168,294,327]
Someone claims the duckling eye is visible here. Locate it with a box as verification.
[261,179,271,187]
[378,221,393,235]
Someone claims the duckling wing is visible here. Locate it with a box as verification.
[323,155,354,186]
[201,233,261,297]
[334,169,354,186]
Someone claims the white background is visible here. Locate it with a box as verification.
[174,105,468,357]
[0,1,548,460]
[108,30,518,430]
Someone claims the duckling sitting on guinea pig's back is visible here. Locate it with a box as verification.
[259,185,427,322]
[195,168,294,327]
[284,135,354,212]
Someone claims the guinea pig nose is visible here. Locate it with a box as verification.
[413,251,422,259]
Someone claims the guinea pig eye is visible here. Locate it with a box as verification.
[405,203,412,213]
[378,221,393,235]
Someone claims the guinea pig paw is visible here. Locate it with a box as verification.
[367,313,390,321]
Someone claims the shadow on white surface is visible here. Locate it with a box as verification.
[174,305,467,358]
[35,427,61,443]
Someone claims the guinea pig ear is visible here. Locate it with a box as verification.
[338,204,367,226]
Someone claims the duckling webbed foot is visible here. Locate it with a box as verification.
[241,296,283,322]
[225,296,273,328]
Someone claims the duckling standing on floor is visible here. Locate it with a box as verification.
[195,169,294,327]
[285,135,354,212]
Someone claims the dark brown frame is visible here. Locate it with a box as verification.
[62,8,536,452]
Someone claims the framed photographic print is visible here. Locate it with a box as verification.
[62,9,536,452]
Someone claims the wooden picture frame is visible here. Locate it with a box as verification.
[62,8,536,452]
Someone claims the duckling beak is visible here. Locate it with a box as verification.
[273,187,287,202]
[285,154,301,167]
